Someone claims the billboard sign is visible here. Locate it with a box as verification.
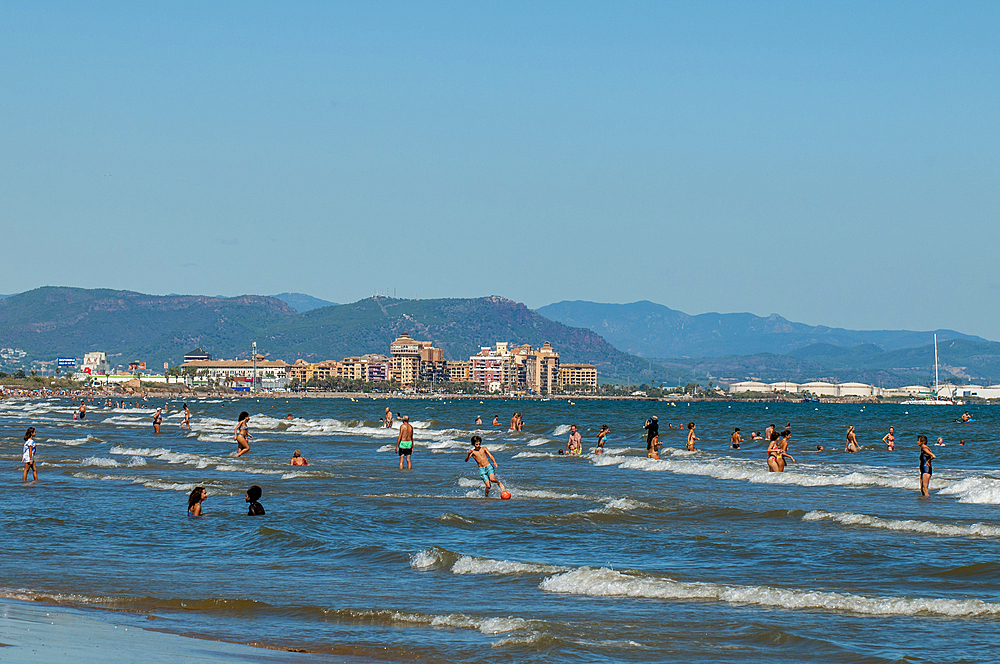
[57,357,77,367]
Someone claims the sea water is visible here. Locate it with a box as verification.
[2,397,999,662]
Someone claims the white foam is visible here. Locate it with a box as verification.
[527,438,549,447]
[82,456,119,468]
[588,498,649,513]
[803,510,1000,537]
[512,451,556,459]
[553,425,572,436]
[937,476,1000,504]
[410,548,443,569]
[451,555,567,576]
[540,567,1000,617]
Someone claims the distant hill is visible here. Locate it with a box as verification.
[265,296,671,382]
[271,292,338,313]
[537,300,988,358]
[0,288,671,382]
[0,287,296,369]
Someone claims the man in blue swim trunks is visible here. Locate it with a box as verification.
[465,435,505,498]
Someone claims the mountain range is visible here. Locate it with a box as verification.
[0,288,666,382]
[536,300,988,358]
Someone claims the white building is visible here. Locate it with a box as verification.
[838,382,877,397]
[82,352,111,375]
[729,381,769,394]
[769,382,800,394]
[181,356,290,390]
[799,382,839,397]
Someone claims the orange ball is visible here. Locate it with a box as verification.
[500,490,511,500]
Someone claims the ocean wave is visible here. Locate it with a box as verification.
[587,498,649,514]
[70,472,197,493]
[539,567,1000,617]
[110,445,214,469]
[81,456,146,468]
[803,510,1000,537]
[938,477,1000,504]
[552,425,572,436]
[512,451,556,459]
[527,438,550,447]
[451,555,567,576]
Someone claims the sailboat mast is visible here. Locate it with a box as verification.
[934,333,939,395]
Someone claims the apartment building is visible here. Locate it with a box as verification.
[559,363,598,389]
[524,342,560,394]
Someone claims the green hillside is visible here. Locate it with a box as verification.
[0,288,671,382]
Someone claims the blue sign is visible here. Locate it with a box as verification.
[57,357,77,367]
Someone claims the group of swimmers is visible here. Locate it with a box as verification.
[187,484,266,517]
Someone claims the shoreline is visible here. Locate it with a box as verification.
[0,596,319,663]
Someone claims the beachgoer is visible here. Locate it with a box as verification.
[510,413,518,431]
[882,426,895,451]
[816,445,824,452]
[765,424,775,441]
[153,408,163,434]
[644,416,659,457]
[492,415,500,426]
[383,407,393,428]
[235,411,251,457]
[918,435,935,497]
[516,413,524,431]
[777,430,795,471]
[78,401,87,420]
[565,425,582,455]
[188,486,207,516]
[845,426,859,453]
[465,435,504,498]
[475,415,482,426]
[686,422,699,452]
[596,424,609,454]
[751,431,763,441]
[961,411,971,423]
[396,415,414,470]
[182,403,191,429]
[290,450,309,466]
[935,437,946,447]
[730,427,742,450]
[22,427,38,482]
[766,431,781,472]
[246,485,266,515]
[960,439,965,446]
[286,414,294,420]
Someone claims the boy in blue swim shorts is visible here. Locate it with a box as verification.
[465,435,505,498]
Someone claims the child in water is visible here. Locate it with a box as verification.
[246,485,266,515]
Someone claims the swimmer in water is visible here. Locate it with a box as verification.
[475,415,482,426]
[961,411,971,423]
[644,416,659,458]
[845,426,859,453]
[565,425,582,455]
[235,411,251,457]
[686,422,699,452]
[290,450,309,466]
[730,427,742,450]
[188,486,207,516]
[182,403,191,429]
[918,434,935,497]
[153,407,163,434]
[882,426,895,451]
[383,407,393,428]
[935,437,946,446]
[816,445,824,452]
[492,415,500,426]
[595,424,609,454]
[246,485,266,515]
[465,435,504,498]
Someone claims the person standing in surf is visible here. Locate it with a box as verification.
[188,486,207,516]
[595,424,609,454]
[235,411,251,457]
[77,400,87,420]
[918,434,935,496]
[730,428,742,450]
[882,426,895,451]
[845,426,859,453]
[643,416,659,458]
[396,415,414,470]
[153,407,163,434]
[383,407,393,428]
[686,422,699,451]
[22,427,38,482]
[565,425,582,455]
[182,403,191,429]
[465,435,505,498]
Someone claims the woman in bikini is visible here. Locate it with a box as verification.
[188,486,207,516]
[776,430,795,472]
[235,411,251,457]
[882,426,895,451]
[845,426,859,453]
[766,431,781,472]
[686,422,699,451]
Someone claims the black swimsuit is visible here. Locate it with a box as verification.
[920,450,933,476]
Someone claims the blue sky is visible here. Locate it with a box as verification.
[1,2,997,338]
